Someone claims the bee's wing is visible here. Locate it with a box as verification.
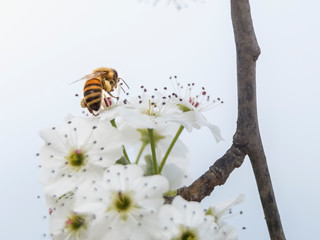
[70,72,103,85]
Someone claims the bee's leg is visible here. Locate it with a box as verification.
[81,99,98,116]
[107,91,119,100]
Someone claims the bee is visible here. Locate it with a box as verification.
[76,67,123,116]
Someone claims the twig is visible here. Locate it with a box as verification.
[176,144,246,201]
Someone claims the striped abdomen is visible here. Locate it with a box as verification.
[83,78,102,112]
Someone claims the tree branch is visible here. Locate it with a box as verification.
[176,144,246,201]
[175,1,286,239]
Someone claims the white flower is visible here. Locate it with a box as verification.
[77,164,169,240]
[213,222,238,240]
[168,81,224,142]
[39,116,124,197]
[117,86,180,129]
[206,194,245,240]
[49,197,95,240]
[157,196,217,240]
[208,194,245,223]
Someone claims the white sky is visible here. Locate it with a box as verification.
[0,0,319,239]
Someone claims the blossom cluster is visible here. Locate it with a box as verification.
[38,81,243,240]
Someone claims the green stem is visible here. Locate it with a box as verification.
[122,146,131,164]
[159,125,184,173]
[135,142,147,164]
[148,128,158,174]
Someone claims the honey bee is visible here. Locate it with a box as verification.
[76,67,124,116]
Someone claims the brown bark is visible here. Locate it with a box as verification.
[175,1,286,239]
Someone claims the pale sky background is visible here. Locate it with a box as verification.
[0,0,319,239]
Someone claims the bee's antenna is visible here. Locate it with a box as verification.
[119,78,129,89]
[120,85,126,93]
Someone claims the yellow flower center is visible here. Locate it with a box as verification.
[65,149,87,170]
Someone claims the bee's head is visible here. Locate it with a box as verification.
[111,69,118,82]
